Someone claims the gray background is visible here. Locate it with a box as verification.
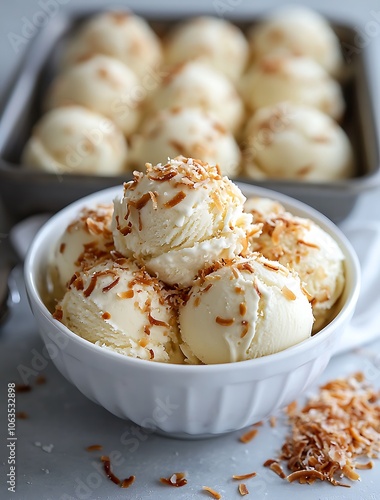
[1,1,380,499]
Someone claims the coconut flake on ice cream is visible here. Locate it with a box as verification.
[179,254,314,364]
[112,156,258,287]
[245,197,345,331]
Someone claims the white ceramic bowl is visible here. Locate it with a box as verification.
[24,183,360,438]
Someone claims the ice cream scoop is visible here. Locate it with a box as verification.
[164,16,249,81]
[248,6,344,77]
[46,55,141,137]
[147,60,244,133]
[242,102,353,181]
[52,204,114,295]
[179,254,314,364]
[112,157,256,287]
[61,11,162,78]
[245,197,345,331]
[241,55,344,120]
[57,256,183,363]
[129,107,241,177]
[22,106,128,175]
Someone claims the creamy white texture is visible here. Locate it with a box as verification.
[46,55,141,137]
[164,16,249,81]
[22,106,128,175]
[129,107,241,177]
[112,157,254,287]
[53,204,114,294]
[179,255,313,364]
[60,258,183,363]
[241,55,344,120]
[246,198,345,331]
[148,60,244,133]
[248,5,344,77]
[243,103,353,181]
[61,11,162,78]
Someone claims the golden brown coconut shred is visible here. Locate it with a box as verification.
[265,372,380,487]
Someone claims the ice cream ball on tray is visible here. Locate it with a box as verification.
[241,102,354,181]
[241,54,345,121]
[248,5,344,77]
[61,11,162,79]
[46,55,142,137]
[129,107,241,177]
[146,60,245,134]
[164,16,249,81]
[22,106,129,176]
[244,197,346,332]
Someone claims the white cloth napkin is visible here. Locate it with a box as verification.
[335,221,380,353]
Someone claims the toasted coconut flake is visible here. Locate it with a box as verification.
[265,373,380,488]
[239,302,247,316]
[86,444,103,452]
[240,428,258,444]
[268,461,286,479]
[149,191,158,210]
[269,416,277,428]
[121,475,135,488]
[101,455,120,486]
[240,320,249,338]
[117,290,134,299]
[298,239,320,249]
[354,461,373,470]
[232,471,257,480]
[287,469,325,483]
[202,486,221,498]
[16,411,28,419]
[238,483,249,496]
[160,472,187,487]
[216,316,234,326]
[282,286,296,301]
[164,191,187,208]
[286,401,297,416]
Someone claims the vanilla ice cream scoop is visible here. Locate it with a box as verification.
[179,254,313,364]
[242,103,354,181]
[62,11,162,78]
[248,6,344,77]
[52,204,114,295]
[129,107,241,177]
[58,257,183,363]
[245,198,345,331]
[147,61,244,133]
[241,55,344,120]
[46,55,141,137]
[164,16,249,81]
[22,106,128,175]
[112,157,255,287]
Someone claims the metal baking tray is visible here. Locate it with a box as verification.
[0,8,379,222]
